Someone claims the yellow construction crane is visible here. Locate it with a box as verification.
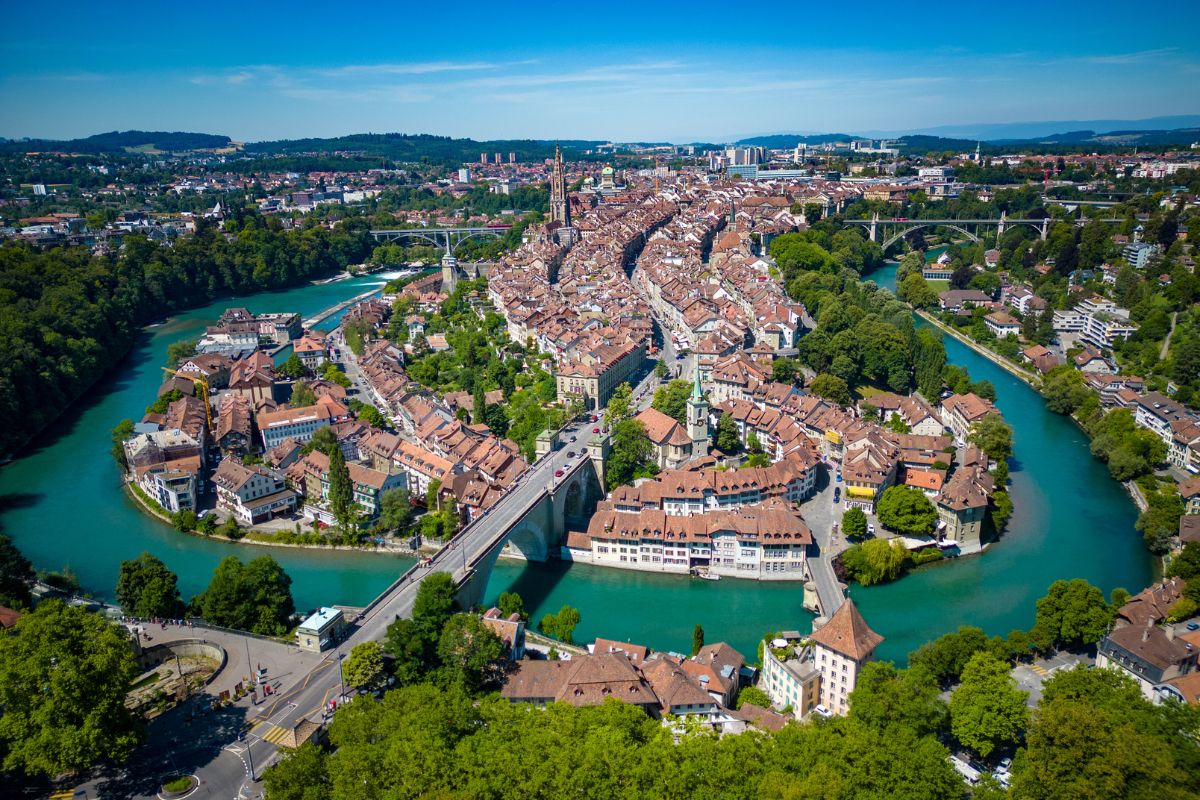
[161,367,213,431]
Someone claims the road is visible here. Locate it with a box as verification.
[797,468,848,618]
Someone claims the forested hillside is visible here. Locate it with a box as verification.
[0,214,374,457]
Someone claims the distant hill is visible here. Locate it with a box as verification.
[244,133,604,165]
[864,115,1200,142]
[0,130,232,154]
[735,133,857,149]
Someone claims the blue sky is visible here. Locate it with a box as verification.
[2,1,1198,142]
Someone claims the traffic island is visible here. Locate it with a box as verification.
[159,774,197,798]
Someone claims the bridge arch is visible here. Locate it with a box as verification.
[881,223,980,249]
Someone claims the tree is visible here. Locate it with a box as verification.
[808,373,851,406]
[110,419,134,470]
[497,590,527,621]
[842,507,868,541]
[290,380,317,407]
[190,555,295,636]
[539,604,581,644]
[341,641,385,692]
[165,337,198,367]
[1014,666,1200,800]
[383,618,430,687]
[302,425,338,456]
[0,533,34,608]
[322,362,351,388]
[949,651,1029,758]
[605,381,634,425]
[413,571,458,639]
[437,613,504,691]
[115,552,184,619]
[840,539,910,585]
[0,600,141,776]
[606,418,657,490]
[849,662,948,738]
[771,357,798,384]
[876,486,938,536]
[714,411,741,453]
[328,445,355,528]
[898,272,938,308]
[736,685,773,709]
[654,359,668,379]
[1032,579,1113,650]
[692,624,705,656]
[262,741,330,800]
[425,477,442,510]
[969,413,1013,461]
[378,488,414,534]
[277,353,308,379]
[908,626,1000,688]
[651,379,692,424]
[1041,366,1089,415]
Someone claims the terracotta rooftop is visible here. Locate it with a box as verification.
[809,599,883,661]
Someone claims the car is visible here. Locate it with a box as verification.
[566,450,575,458]
[590,415,599,423]
[833,488,840,502]
[554,469,564,478]
[813,704,833,718]
[996,756,1012,773]
[1187,622,1200,631]
[569,435,576,442]
[592,427,601,434]
[867,523,875,534]
[835,472,842,483]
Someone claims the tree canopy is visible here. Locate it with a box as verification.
[876,486,938,536]
[0,600,141,777]
[115,551,184,619]
[189,555,296,635]
[949,651,1029,758]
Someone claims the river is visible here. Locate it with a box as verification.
[0,268,1150,664]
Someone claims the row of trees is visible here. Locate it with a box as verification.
[262,574,1200,800]
[117,552,295,636]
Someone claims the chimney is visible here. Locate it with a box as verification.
[1142,628,1150,642]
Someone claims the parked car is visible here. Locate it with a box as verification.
[1188,622,1200,631]
[867,523,875,534]
[813,705,832,718]
[833,488,840,502]
[592,427,601,434]
[569,435,576,442]
[566,450,575,458]
[835,472,842,483]
[554,469,564,478]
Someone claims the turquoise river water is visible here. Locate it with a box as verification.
[0,268,1150,663]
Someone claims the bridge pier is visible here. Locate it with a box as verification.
[868,212,878,243]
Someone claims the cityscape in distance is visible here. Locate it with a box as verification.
[1,3,1199,799]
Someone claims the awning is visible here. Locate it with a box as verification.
[846,486,875,499]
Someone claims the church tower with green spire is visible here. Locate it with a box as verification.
[686,361,709,454]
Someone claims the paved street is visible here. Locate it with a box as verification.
[797,467,848,618]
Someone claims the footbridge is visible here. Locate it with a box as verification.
[369,226,510,255]
[844,213,1124,249]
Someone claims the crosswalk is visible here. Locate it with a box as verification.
[255,723,292,745]
[1030,664,1049,676]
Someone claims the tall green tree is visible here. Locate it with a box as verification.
[1030,579,1113,651]
[605,418,657,490]
[714,411,741,453]
[497,590,527,621]
[842,506,868,542]
[691,624,705,656]
[650,379,692,424]
[875,486,938,536]
[437,613,504,691]
[328,445,355,528]
[115,551,184,618]
[0,532,34,608]
[0,600,141,776]
[949,651,1029,758]
[849,662,948,737]
[809,373,851,406]
[190,555,295,635]
[377,488,414,534]
[604,381,634,425]
[969,413,1014,461]
[277,353,308,379]
[289,380,317,407]
[538,605,581,644]
[110,419,134,470]
[342,641,385,691]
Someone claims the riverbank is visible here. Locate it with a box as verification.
[915,310,1042,388]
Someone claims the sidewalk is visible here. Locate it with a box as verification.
[125,621,323,699]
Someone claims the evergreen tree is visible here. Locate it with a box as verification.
[692,624,705,656]
[328,445,354,527]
